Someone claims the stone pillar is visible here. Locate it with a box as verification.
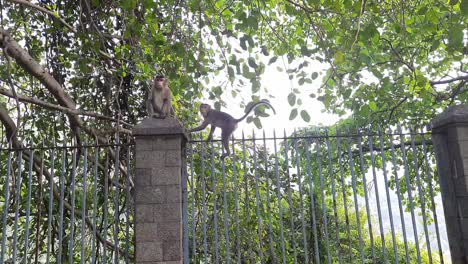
[132,117,188,264]
[432,105,468,264]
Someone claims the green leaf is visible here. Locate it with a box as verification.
[369,101,378,111]
[462,0,468,16]
[248,57,258,69]
[253,117,262,128]
[268,56,278,65]
[300,110,311,122]
[448,25,464,50]
[334,51,345,64]
[288,92,296,106]
[311,72,318,80]
[289,109,298,120]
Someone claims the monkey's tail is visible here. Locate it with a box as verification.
[234,99,276,123]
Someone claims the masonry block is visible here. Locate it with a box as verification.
[136,150,165,169]
[135,204,154,223]
[165,150,182,167]
[157,221,182,242]
[152,167,181,186]
[135,186,165,204]
[135,168,152,187]
[163,240,183,261]
[135,222,159,242]
[136,241,163,262]
[154,203,182,223]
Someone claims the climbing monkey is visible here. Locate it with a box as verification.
[146,75,174,118]
[189,100,276,159]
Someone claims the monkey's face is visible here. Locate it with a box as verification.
[199,104,211,117]
[153,76,168,90]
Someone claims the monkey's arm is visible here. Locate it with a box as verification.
[189,120,209,133]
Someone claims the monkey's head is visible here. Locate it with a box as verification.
[199,104,211,117]
[153,75,168,90]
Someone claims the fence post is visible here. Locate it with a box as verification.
[132,117,188,264]
[432,104,468,264]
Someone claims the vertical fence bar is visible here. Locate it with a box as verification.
[420,128,445,263]
[409,128,433,264]
[305,133,320,264]
[232,136,241,264]
[200,137,208,263]
[0,146,13,263]
[91,141,99,263]
[12,149,23,261]
[262,131,276,263]
[252,132,264,263]
[389,128,411,263]
[241,132,252,263]
[125,137,132,264]
[189,144,196,263]
[102,151,110,263]
[356,133,376,262]
[368,129,388,263]
[69,143,78,263]
[34,143,45,264]
[57,147,67,263]
[325,131,342,264]
[46,142,55,262]
[273,130,286,264]
[23,147,34,262]
[113,137,120,263]
[210,139,219,263]
[377,128,399,263]
[81,141,89,263]
[314,132,331,263]
[293,131,309,264]
[183,136,189,264]
[398,125,422,263]
[221,150,231,263]
[283,131,298,264]
[336,130,353,260]
[345,130,365,263]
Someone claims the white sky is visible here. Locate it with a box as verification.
[206,59,341,139]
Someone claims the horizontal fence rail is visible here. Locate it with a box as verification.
[0,139,135,263]
[186,128,449,264]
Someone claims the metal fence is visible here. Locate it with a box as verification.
[0,138,135,263]
[186,127,448,263]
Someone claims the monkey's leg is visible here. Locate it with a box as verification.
[146,99,154,117]
[220,130,231,159]
[206,125,216,141]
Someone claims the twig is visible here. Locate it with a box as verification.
[6,0,77,33]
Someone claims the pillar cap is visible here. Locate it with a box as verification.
[432,104,468,129]
[132,117,188,139]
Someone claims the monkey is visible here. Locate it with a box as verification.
[146,75,174,118]
[189,99,276,159]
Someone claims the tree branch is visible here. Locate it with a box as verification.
[0,86,133,130]
[430,75,468,86]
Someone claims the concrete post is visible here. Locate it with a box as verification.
[132,117,188,264]
[432,104,468,264]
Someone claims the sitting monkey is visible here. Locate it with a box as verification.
[146,75,174,118]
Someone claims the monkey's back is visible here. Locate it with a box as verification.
[208,110,238,130]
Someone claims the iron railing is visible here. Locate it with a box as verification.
[0,139,134,263]
[186,127,448,263]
